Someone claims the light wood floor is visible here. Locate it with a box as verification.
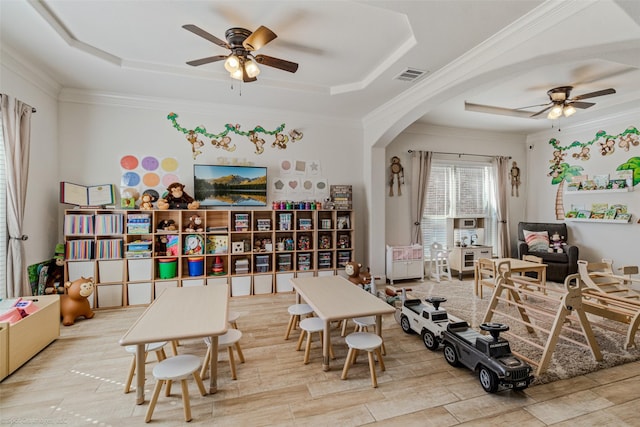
[1,282,639,426]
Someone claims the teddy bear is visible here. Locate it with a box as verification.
[157,182,200,210]
[60,277,95,326]
[184,214,203,232]
[548,232,566,253]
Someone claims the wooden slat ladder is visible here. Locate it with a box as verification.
[482,262,601,376]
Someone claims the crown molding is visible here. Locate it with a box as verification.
[0,48,61,99]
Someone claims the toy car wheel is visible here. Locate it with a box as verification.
[421,329,439,351]
[478,365,499,393]
[443,342,460,366]
[400,315,414,334]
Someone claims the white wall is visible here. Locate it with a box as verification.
[525,111,640,269]
[56,91,366,256]
[385,123,528,255]
[1,52,60,268]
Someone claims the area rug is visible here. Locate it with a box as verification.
[397,278,640,385]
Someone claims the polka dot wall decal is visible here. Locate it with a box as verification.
[316,181,326,189]
[143,172,160,187]
[281,160,291,170]
[121,171,140,187]
[161,157,178,172]
[120,155,138,170]
[303,180,313,190]
[162,173,179,187]
[141,156,159,171]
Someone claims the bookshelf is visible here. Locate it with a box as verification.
[63,208,354,308]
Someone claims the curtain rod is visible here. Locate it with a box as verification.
[408,149,510,159]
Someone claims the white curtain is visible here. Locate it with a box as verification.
[494,156,510,258]
[1,94,33,297]
[410,151,432,245]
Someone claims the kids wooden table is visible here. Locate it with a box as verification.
[290,275,395,371]
[119,285,228,404]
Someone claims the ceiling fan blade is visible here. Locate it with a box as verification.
[254,54,299,73]
[517,102,551,110]
[186,55,228,67]
[182,24,229,49]
[569,101,596,109]
[464,102,534,119]
[243,26,277,51]
[572,88,616,101]
[530,105,553,118]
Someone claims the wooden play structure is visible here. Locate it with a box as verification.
[482,261,602,376]
[578,259,640,349]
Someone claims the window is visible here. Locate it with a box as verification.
[422,161,497,254]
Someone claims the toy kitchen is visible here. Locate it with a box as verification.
[447,217,492,280]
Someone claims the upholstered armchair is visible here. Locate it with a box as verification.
[517,222,579,283]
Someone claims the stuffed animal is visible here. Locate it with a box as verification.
[139,191,156,210]
[345,261,363,286]
[184,214,203,232]
[548,232,566,253]
[157,182,200,210]
[60,277,95,326]
[157,219,176,231]
[359,267,372,288]
[44,243,65,295]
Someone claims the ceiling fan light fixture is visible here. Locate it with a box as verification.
[563,104,576,117]
[244,59,260,78]
[224,55,240,73]
[547,104,563,120]
[230,68,243,80]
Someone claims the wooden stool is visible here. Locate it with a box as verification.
[144,354,207,423]
[352,316,386,355]
[341,332,385,388]
[201,329,245,380]
[284,303,313,340]
[123,341,167,394]
[296,317,334,364]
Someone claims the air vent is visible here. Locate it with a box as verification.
[394,68,428,82]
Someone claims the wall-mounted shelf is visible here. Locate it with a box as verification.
[565,217,633,224]
[565,188,633,195]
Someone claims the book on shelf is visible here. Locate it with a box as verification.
[616,213,631,222]
[590,211,605,220]
[614,170,633,187]
[611,204,628,214]
[60,181,115,207]
[565,211,578,218]
[592,174,609,190]
[576,210,592,219]
[608,179,627,189]
[603,209,617,220]
[591,203,608,214]
[580,180,597,191]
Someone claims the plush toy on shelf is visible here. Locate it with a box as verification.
[184,214,204,232]
[139,192,156,210]
[44,243,65,295]
[157,182,200,210]
[60,277,95,326]
[548,232,566,253]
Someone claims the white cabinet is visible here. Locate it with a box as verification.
[449,246,491,280]
[386,245,424,284]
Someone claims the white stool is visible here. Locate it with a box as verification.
[352,316,386,355]
[284,303,314,340]
[144,354,207,423]
[123,341,167,394]
[201,329,245,380]
[296,317,335,364]
[341,332,385,388]
[228,310,241,329]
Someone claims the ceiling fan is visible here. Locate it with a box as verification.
[465,86,616,120]
[183,24,299,82]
